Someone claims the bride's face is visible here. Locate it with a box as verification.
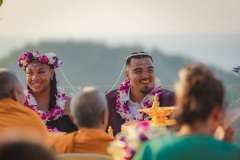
[25,61,54,93]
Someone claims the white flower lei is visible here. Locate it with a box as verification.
[25,86,66,124]
[116,78,162,122]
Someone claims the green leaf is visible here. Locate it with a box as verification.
[0,0,2,7]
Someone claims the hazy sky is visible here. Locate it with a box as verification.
[1,0,240,38]
[1,0,240,71]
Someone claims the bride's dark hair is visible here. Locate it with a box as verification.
[49,69,57,110]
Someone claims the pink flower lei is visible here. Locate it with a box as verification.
[116,78,162,122]
[25,86,66,124]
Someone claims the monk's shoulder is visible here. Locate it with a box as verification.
[53,132,76,143]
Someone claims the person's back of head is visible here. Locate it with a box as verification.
[0,142,54,160]
[173,63,224,134]
[133,64,240,160]
[70,87,108,130]
[0,68,25,105]
[0,68,48,142]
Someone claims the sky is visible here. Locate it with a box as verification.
[1,0,240,71]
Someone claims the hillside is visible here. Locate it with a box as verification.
[0,41,239,98]
[1,41,240,142]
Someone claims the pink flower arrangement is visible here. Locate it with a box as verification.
[108,121,169,160]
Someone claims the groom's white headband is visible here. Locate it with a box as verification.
[125,52,151,61]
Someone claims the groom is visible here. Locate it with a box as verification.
[106,52,175,135]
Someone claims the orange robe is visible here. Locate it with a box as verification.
[49,128,114,155]
[0,98,48,142]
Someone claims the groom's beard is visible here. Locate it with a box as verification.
[140,86,153,95]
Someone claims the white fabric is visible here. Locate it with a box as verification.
[122,88,150,117]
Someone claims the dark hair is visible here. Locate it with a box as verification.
[0,142,54,160]
[172,63,225,126]
[125,52,153,66]
[27,66,57,111]
[48,73,57,110]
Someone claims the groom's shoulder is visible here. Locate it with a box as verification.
[105,89,118,99]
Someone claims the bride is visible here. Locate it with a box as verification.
[18,51,77,132]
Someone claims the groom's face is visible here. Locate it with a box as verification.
[125,57,156,95]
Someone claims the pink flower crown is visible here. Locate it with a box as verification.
[18,50,63,70]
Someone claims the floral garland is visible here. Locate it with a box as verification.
[116,78,162,122]
[18,50,62,70]
[107,121,169,160]
[25,86,66,124]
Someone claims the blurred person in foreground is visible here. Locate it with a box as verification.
[106,52,175,135]
[133,63,240,160]
[48,87,114,155]
[0,68,47,144]
[0,142,54,160]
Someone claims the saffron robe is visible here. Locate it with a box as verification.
[48,128,114,155]
[0,98,48,140]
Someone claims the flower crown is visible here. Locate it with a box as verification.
[233,66,240,74]
[18,50,63,70]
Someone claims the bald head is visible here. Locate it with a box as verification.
[70,87,108,129]
[0,68,25,105]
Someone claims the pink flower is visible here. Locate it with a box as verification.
[39,55,49,63]
[42,114,46,120]
[108,121,168,160]
[47,126,59,132]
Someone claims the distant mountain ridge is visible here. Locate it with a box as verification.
[0,41,239,95]
[2,41,240,143]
